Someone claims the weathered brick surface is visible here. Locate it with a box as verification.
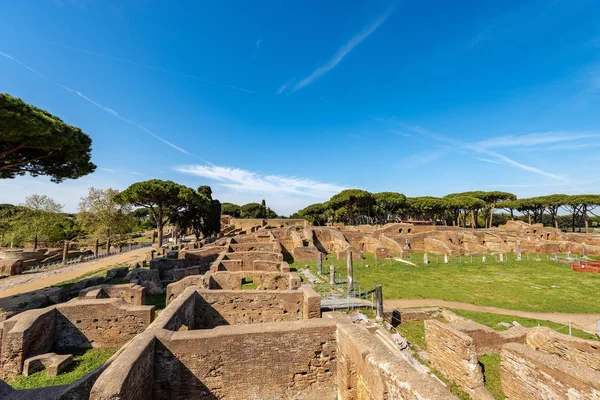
[54,299,154,350]
[526,327,600,371]
[153,319,337,400]
[424,320,487,395]
[500,343,600,400]
[194,290,305,328]
[79,284,146,306]
[336,319,457,400]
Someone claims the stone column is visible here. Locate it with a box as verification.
[499,253,504,262]
[317,252,322,275]
[423,252,429,265]
[347,251,353,289]
[329,265,335,285]
[375,285,384,320]
[62,241,69,265]
[444,254,449,264]
[482,255,486,263]
[582,243,587,257]
[94,238,99,256]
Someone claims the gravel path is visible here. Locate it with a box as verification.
[0,247,148,298]
[385,298,600,335]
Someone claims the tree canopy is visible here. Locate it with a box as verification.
[0,94,96,182]
[77,187,135,239]
[115,179,199,245]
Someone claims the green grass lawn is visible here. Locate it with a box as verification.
[293,252,600,314]
[9,348,115,389]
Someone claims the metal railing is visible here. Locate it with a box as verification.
[23,242,152,273]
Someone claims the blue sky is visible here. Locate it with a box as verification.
[1,0,600,215]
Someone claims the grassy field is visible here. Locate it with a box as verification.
[293,252,600,314]
[9,348,115,389]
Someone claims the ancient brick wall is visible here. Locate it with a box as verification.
[228,218,266,232]
[266,218,308,228]
[160,289,197,331]
[79,284,146,306]
[500,343,600,400]
[229,242,278,252]
[526,327,600,372]
[54,299,155,350]
[193,290,306,329]
[216,251,283,271]
[206,271,300,290]
[166,276,205,305]
[152,319,337,400]
[0,308,56,379]
[424,320,488,397]
[335,319,457,400]
[449,322,527,355]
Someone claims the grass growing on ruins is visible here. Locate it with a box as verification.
[395,320,427,349]
[294,252,600,314]
[9,348,116,389]
[478,354,504,400]
[450,309,598,341]
[146,293,166,312]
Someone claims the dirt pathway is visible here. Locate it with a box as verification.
[0,247,148,298]
[385,299,600,335]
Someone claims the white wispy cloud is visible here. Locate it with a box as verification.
[398,123,569,182]
[175,164,345,198]
[387,129,410,137]
[473,132,599,149]
[42,40,255,94]
[476,158,504,165]
[276,82,290,95]
[0,51,210,162]
[284,6,396,93]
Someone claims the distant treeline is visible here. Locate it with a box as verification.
[289,190,600,232]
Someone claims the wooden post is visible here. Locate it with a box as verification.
[62,241,69,265]
[376,285,384,320]
[329,265,335,285]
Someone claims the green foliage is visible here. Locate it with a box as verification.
[296,202,327,226]
[221,202,241,217]
[77,187,135,239]
[395,320,427,349]
[8,348,115,389]
[116,179,199,244]
[0,195,76,247]
[0,93,96,182]
[328,189,375,225]
[171,186,217,239]
[240,202,266,219]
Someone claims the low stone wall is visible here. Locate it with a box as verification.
[153,319,337,400]
[206,271,301,290]
[424,320,491,398]
[500,343,600,400]
[229,242,279,252]
[166,276,204,305]
[449,321,527,355]
[79,284,146,306]
[215,251,284,272]
[336,319,457,400]
[0,298,154,379]
[526,327,600,372]
[193,289,319,329]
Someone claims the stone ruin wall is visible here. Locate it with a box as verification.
[424,318,600,400]
[78,283,146,306]
[501,343,600,400]
[424,320,491,399]
[0,298,155,379]
[153,319,337,400]
[334,316,456,400]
